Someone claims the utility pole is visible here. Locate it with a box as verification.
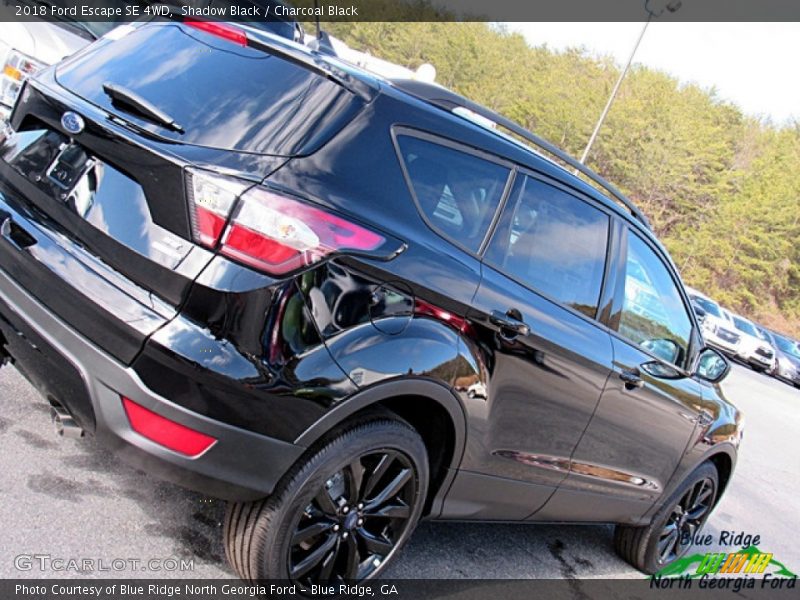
[579,17,651,165]
[579,0,682,165]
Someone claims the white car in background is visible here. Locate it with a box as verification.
[0,16,125,121]
[723,310,776,372]
[685,288,741,357]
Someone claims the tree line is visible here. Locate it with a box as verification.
[326,22,800,336]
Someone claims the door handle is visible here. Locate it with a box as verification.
[489,309,530,338]
[619,368,644,390]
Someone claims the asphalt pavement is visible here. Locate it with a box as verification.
[0,362,798,579]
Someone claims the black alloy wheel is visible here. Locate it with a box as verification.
[656,476,716,565]
[289,450,417,583]
[224,418,428,584]
[613,461,720,574]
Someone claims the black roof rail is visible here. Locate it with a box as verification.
[391,79,651,229]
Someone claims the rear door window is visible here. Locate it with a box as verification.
[396,135,511,253]
[484,175,610,318]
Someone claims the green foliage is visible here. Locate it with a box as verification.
[326,23,800,335]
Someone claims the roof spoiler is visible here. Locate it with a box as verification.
[149,7,375,101]
[392,80,651,229]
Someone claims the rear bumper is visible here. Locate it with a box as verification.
[0,264,305,501]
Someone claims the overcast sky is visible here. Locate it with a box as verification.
[508,22,800,124]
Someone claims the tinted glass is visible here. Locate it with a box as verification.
[397,136,510,253]
[484,176,609,318]
[56,23,362,155]
[619,234,693,367]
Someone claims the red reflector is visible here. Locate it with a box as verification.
[185,19,247,46]
[218,187,387,276]
[122,397,217,457]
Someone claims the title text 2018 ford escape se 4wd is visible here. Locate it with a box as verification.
[0,19,742,583]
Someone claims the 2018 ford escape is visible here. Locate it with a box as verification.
[0,18,742,583]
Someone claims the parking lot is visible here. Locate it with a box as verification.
[0,362,798,580]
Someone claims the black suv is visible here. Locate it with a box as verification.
[0,19,742,583]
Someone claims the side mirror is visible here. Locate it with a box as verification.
[695,347,730,383]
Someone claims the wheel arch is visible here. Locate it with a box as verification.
[707,448,734,502]
[643,441,738,525]
[692,442,738,506]
[294,378,467,517]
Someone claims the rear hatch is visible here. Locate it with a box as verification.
[54,22,365,155]
[0,21,367,364]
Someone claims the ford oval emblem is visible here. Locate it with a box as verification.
[61,111,84,135]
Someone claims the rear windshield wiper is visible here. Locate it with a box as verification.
[102,83,184,134]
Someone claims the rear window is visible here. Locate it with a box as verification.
[396,135,510,253]
[55,23,362,155]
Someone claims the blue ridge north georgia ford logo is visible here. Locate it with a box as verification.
[61,111,85,135]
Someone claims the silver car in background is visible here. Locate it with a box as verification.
[762,329,800,387]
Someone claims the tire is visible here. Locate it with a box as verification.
[614,461,719,574]
[224,417,429,583]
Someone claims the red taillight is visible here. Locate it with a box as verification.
[218,187,385,276]
[122,397,217,457]
[186,168,250,247]
[185,19,247,46]
[186,169,387,276]
[194,206,228,246]
[223,224,299,266]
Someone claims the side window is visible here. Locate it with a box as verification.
[484,176,609,318]
[619,233,693,368]
[397,135,510,253]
